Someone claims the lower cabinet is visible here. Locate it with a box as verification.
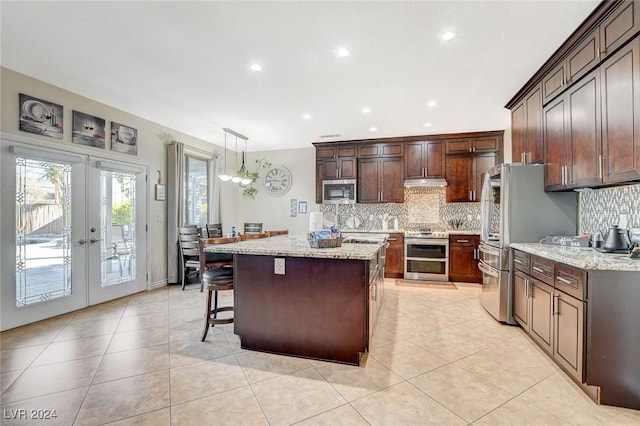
[449,234,481,282]
[511,249,585,382]
[384,232,404,278]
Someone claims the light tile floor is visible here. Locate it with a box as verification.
[1,280,639,425]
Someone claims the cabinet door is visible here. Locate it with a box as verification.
[380,157,403,203]
[446,138,473,154]
[339,157,357,179]
[567,71,602,188]
[384,233,404,278]
[316,147,336,159]
[473,136,500,153]
[544,96,568,190]
[446,155,472,202]
[543,61,567,104]
[566,28,600,85]
[511,101,526,163]
[316,161,323,204]
[554,291,585,382]
[357,158,380,203]
[425,141,445,178]
[600,1,640,59]
[530,279,553,354]
[405,142,426,179]
[525,85,544,164]
[512,270,530,330]
[601,37,640,183]
[449,236,480,282]
[473,154,496,200]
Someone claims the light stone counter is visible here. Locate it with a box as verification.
[510,243,640,271]
[204,234,381,261]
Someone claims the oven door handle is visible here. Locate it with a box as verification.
[478,260,499,278]
[479,245,500,257]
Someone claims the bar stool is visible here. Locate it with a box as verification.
[200,237,236,341]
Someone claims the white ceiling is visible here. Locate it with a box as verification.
[1,1,600,152]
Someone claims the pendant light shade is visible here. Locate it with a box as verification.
[220,127,249,186]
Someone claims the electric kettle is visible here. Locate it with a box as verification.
[601,225,632,253]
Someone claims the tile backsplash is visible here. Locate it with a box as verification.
[319,187,480,231]
[579,183,640,235]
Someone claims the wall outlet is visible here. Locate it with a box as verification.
[274,258,285,275]
[467,214,473,221]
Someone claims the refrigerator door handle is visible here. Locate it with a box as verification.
[479,245,500,257]
[478,260,499,278]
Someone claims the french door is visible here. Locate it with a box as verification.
[1,138,148,331]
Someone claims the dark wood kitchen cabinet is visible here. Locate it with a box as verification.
[445,136,500,155]
[358,157,403,203]
[404,140,444,179]
[448,234,481,283]
[511,83,543,164]
[384,232,404,278]
[600,36,640,183]
[357,142,404,158]
[544,69,602,191]
[318,145,357,181]
[445,153,495,203]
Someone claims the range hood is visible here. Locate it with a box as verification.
[404,178,448,187]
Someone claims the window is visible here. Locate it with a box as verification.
[185,154,209,226]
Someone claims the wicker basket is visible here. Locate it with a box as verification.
[307,237,344,248]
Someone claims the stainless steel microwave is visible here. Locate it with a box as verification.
[322,179,356,204]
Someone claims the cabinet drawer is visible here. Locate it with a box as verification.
[530,255,555,285]
[449,235,478,247]
[512,250,531,273]
[555,263,586,301]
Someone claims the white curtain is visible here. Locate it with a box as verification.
[208,156,221,224]
[166,141,185,284]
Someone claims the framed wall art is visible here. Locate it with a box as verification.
[19,93,63,139]
[111,122,138,155]
[298,200,307,214]
[72,110,105,148]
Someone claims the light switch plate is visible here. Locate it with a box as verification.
[274,258,285,275]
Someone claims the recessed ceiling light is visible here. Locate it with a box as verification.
[302,114,311,120]
[369,127,377,132]
[362,107,371,114]
[337,48,350,57]
[423,122,433,128]
[441,31,456,41]
[250,63,262,71]
[427,100,438,108]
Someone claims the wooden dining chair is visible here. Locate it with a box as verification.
[200,237,237,341]
[178,227,201,290]
[205,223,223,238]
[243,222,263,234]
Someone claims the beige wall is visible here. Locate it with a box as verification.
[1,67,231,287]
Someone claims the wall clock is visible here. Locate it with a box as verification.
[263,164,292,197]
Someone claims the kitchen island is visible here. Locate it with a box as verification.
[204,234,383,365]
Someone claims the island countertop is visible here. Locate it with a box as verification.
[510,242,640,271]
[204,234,381,260]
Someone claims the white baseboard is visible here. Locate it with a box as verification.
[150,279,168,290]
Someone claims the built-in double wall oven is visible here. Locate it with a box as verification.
[404,237,449,281]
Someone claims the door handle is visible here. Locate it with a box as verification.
[89,238,103,244]
[78,239,87,245]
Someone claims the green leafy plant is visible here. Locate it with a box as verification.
[241,158,271,198]
[112,200,133,225]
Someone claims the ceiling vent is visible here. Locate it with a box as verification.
[319,133,342,138]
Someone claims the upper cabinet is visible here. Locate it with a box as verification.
[404,140,444,179]
[542,1,640,105]
[316,145,356,180]
[511,83,544,164]
[358,157,404,203]
[507,0,640,191]
[445,136,500,155]
[445,153,496,203]
[357,142,403,158]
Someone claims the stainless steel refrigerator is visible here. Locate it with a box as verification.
[478,163,577,324]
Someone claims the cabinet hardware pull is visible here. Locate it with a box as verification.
[553,294,560,315]
[336,170,339,179]
[388,238,397,241]
[457,239,469,243]
[525,278,529,299]
[598,154,603,179]
[557,276,575,286]
[514,258,523,264]
[532,266,546,274]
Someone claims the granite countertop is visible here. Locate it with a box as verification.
[510,243,640,272]
[204,234,381,261]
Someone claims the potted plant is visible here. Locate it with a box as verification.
[240,158,271,198]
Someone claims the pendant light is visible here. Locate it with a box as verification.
[230,134,242,183]
[218,130,232,181]
[239,137,252,185]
